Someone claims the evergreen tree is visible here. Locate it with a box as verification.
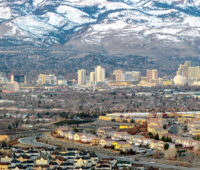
[154,133,159,140]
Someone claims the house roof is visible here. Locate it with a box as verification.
[113,141,129,145]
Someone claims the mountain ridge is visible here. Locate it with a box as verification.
[0,0,200,58]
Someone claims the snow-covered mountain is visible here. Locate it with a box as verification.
[0,0,200,56]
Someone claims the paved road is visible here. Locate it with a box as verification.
[98,154,200,170]
[19,136,200,170]
[18,136,56,148]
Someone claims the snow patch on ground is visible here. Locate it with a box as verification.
[0,7,12,19]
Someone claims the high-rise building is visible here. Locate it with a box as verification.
[90,72,95,84]
[57,75,67,86]
[188,66,200,79]
[38,74,57,85]
[132,71,141,81]
[113,69,123,81]
[146,69,158,82]
[176,61,200,82]
[78,69,86,85]
[0,73,8,84]
[95,66,105,82]
[123,71,141,81]
[176,61,191,79]
[38,74,46,84]
[11,75,26,84]
[123,72,134,81]
[11,74,14,82]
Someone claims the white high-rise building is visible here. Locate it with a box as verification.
[78,69,86,85]
[123,71,141,81]
[146,69,158,82]
[95,66,105,82]
[90,72,95,84]
[38,74,57,85]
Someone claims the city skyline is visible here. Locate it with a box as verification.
[1,1,200,169]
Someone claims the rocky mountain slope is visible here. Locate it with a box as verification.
[0,0,200,58]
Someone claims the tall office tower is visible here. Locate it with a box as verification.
[11,74,14,82]
[188,66,200,79]
[90,72,95,83]
[123,71,141,81]
[176,61,200,81]
[146,69,158,82]
[14,75,25,84]
[123,72,134,81]
[95,66,105,82]
[38,74,46,84]
[78,69,86,85]
[132,71,141,81]
[176,61,191,78]
[0,73,8,83]
[38,74,57,85]
[113,69,123,81]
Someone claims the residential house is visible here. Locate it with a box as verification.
[54,156,67,165]
[14,150,24,157]
[95,161,112,170]
[98,116,113,121]
[26,150,40,159]
[175,137,199,147]
[0,155,12,163]
[91,137,100,146]
[147,118,166,134]
[0,135,9,142]
[112,141,131,151]
[50,151,60,159]
[49,161,59,169]
[131,135,145,145]
[55,127,70,136]
[73,133,84,142]
[103,129,116,138]
[140,138,153,146]
[62,130,73,138]
[116,161,132,169]
[97,128,115,138]
[119,124,134,129]
[33,165,48,170]
[188,119,200,136]
[78,151,90,158]
[60,162,74,169]
[74,157,92,168]
[90,154,99,165]
[134,118,147,125]
[99,139,115,148]
[17,155,30,163]
[149,140,166,151]
[81,134,96,143]
[178,117,193,124]
[68,131,75,140]
[112,131,133,141]
[35,157,48,166]
[63,152,77,159]
[148,127,168,136]
[11,159,20,168]
[0,162,10,170]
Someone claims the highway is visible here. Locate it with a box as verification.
[18,136,200,170]
[18,136,56,148]
[98,154,200,170]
